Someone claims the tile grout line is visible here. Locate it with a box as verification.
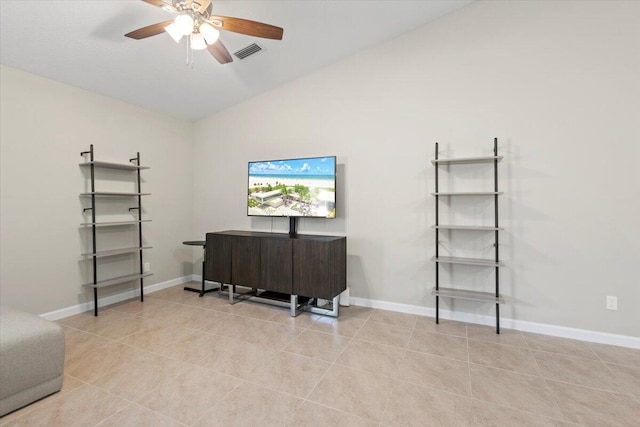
[466,323,473,402]
[85,381,188,426]
[467,396,583,426]
[5,382,134,427]
[187,379,245,426]
[378,315,419,424]
[528,348,637,398]
[531,343,569,423]
[377,379,397,426]
[600,361,633,397]
[297,309,376,421]
[93,401,188,427]
[300,334,355,402]
[540,376,640,399]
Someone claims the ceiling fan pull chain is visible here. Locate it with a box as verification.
[186,34,194,68]
[186,34,190,66]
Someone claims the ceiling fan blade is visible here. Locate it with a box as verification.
[210,16,284,40]
[207,39,233,64]
[141,0,176,12]
[125,20,174,40]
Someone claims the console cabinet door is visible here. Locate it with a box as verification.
[293,239,324,298]
[328,238,347,298]
[260,238,293,294]
[293,238,346,300]
[231,235,261,287]
[205,233,232,284]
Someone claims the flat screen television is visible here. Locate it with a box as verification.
[248,156,336,218]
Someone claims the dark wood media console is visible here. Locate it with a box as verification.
[204,230,346,316]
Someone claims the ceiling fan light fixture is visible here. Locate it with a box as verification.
[199,23,220,45]
[190,32,207,50]
[175,14,194,35]
[164,23,183,43]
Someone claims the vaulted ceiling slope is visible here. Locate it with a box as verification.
[0,1,473,121]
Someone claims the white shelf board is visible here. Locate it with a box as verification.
[80,192,150,197]
[81,246,152,258]
[432,287,504,304]
[433,225,503,231]
[432,256,501,267]
[432,192,503,196]
[431,155,502,165]
[82,272,153,289]
[80,161,149,170]
[80,220,151,227]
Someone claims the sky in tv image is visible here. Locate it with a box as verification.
[249,157,335,178]
[248,157,336,218]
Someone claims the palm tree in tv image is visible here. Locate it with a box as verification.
[293,184,311,215]
[280,186,291,206]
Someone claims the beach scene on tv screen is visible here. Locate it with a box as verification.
[248,157,336,218]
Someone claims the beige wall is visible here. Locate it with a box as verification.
[193,1,640,337]
[0,66,195,315]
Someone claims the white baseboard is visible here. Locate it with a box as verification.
[39,276,194,321]
[350,296,640,350]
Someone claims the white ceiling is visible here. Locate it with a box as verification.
[0,0,473,121]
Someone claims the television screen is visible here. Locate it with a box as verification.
[248,156,336,218]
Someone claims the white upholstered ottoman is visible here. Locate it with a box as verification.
[0,305,65,416]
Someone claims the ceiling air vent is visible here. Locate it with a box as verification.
[233,43,265,60]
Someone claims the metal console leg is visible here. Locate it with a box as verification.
[307,295,340,317]
[182,241,217,296]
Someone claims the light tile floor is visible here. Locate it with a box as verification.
[2,282,639,426]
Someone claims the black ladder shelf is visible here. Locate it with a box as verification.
[80,145,151,316]
[432,138,504,333]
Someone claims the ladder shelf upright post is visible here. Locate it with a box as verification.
[493,138,500,333]
[80,145,98,316]
[130,152,145,303]
[434,143,440,325]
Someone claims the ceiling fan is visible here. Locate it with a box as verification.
[125,0,284,64]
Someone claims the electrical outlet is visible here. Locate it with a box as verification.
[144,262,151,272]
[606,296,617,310]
